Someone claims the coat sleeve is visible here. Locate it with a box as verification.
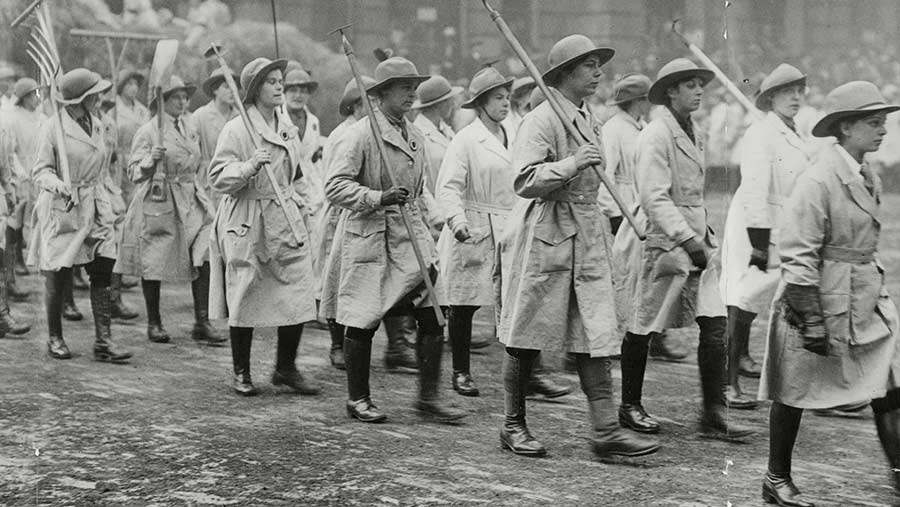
[598,122,621,217]
[435,135,468,231]
[128,123,156,183]
[738,123,774,228]
[779,170,826,287]
[635,125,695,244]
[207,122,257,195]
[324,123,383,212]
[512,112,579,198]
[31,122,65,192]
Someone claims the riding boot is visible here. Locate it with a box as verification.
[110,273,139,320]
[697,316,753,442]
[873,390,900,494]
[14,229,28,276]
[327,319,346,370]
[726,306,758,409]
[271,324,320,395]
[526,352,572,398]
[500,349,545,456]
[575,354,660,458]
[191,263,225,346]
[91,284,132,363]
[448,305,479,396]
[5,228,28,301]
[72,266,89,290]
[383,313,418,373]
[142,279,170,343]
[61,268,83,321]
[618,332,660,433]
[344,327,385,422]
[414,324,466,423]
[44,271,70,359]
[762,402,813,506]
[648,330,688,362]
[0,248,28,336]
[739,310,762,378]
[230,326,257,396]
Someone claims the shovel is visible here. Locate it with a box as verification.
[147,39,179,202]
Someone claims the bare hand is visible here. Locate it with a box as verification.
[46,178,71,199]
[573,144,603,171]
[150,145,166,161]
[249,148,271,172]
[453,224,471,242]
[380,186,410,206]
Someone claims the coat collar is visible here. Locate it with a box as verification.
[766,111,807,155]
[549,87,602,145]
[826,142,880,222]
[610,109,644,131]
[376,107,418,160]
[469,117,511,162]
[660,107,702,165]
[61,108,104,150]
[246,105,297,151]
[413,114,452,146]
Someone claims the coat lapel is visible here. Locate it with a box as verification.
[661,108,702,166]
[829,144,880,222]
[61,110,102,150]
[472,118,511,162]
[769,112,808,156]
[377,110,415,160]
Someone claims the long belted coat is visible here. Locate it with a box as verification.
[497,91,617,357]
[207,106,316,327]
[321,108,438,330]
[436,117,516,306]
[414,114,453,195]
[599,110,643,218]
[191,101,236,208]
[720,111,810,313]
[114,96,151,201]
[613,107,725,336]
[759,142,900,408]
[114,113,214,281]
[28,111,119,271]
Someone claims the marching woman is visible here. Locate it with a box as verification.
[30,68,131,363]
[436,66,515,397]
[759,81,900,506]
[614,58,752,441]
[719,64,810,409]
[208,58,320,396]
[498,35,659,458]
[115,76,224,346]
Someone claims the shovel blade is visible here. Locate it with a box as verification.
[149,39,179,89]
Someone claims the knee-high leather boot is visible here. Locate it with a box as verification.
[874,390,900,495]
[414,313,466,423]
[345,326,385,422]
[0,248,29,336]
[61,268,83,321]
[45,271,70,359]
[5,228,28,301]
[142,279,170,343]
[697,316,753,442]
[762,402,813,507]
[91,284,132,363]
[191,263,225,345]
[110,273,139,320]
[726,306,758,409]
[619,332,659,433]
[500,349,545,456]
[327,319,345,370]
[272,324,320,395]
[230,326,257,396]
[526,352,572,398]
[448,305,479,396]
[383,313,418,373]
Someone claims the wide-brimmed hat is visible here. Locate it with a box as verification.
[116,68,145,94]
[412,75,462,109]
[611,73,651,105]
[149,75,197,111]
[13,77,39,104]
[284,68,318,93]
[529,86,546,110]
[338,76,375,116]
[647,58,715,105]
[811,81,900,137]
[202,66,239,98]
[240,57,288,104]
[461,67,514,109]
[366,57,429,94]
[511,76,536,98]
[53,68,112,105]
[755,63,807,111]
[542,34,614,86]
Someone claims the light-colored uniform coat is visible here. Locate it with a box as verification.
[436,117,515,306]
[497,92,617,357]
[614,107,725,336]
[600,109,642,218]
[414,113,453,195]
[207,106,316,327]
[321,109,438,330]
[720,112,810,313]
[115,96,151,199]
[29,111,118,270]
[0,105,45,232]
[114,114,213,281]
[192,101,236,208]
[290,106,325,214]
[759,142,900,408]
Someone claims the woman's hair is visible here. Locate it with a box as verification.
[830,112,874,142]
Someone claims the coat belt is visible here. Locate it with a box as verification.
[234,188,278,200]
[462,200,510,215]
[540,191,597,203]
[821,245,875,263]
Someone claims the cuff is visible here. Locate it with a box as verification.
[364,189,383,210]
[448,214,467,233]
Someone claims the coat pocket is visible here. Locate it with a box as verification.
[223,223,253,268]
[531,220,576,273]
[142,198,175,237]
[50,196,81,235]
[343,213,386,264]
[452,226,491,269]
[820,262,851,343]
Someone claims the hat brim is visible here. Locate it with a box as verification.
[242,59,289,104]
[461,78,515,109]
[412,86,463,109]
[14,85,39,105]
[202,74,238,98]
[285,81,319,94]
[811,105,900,137]
[366,75,430,95]
[149,85,197,112]
[55,78,113,105]
[117,72,145,94]
[612,93,648,106]
[754,76,807,111]
[542,48,615,86]
[647,68,715,105]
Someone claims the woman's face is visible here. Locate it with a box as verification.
[284,85,311,111]
[840,112,888,154]
[164,90,189,117]
[379,80,418,117]
[121,78,139,100]
[479,86,510,122]
[560,54,604,100]
[770,84,804,119]
[255,69,284,108]
[668,77,705,114]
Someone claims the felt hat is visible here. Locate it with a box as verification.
[366,57,429,94]
[542,34,614,86]
[529,86,546,110]
[116,68,145,94]
[284,68,318,93]
[240,57,288,104]
[53,68,112,105]
[461,67,514,109]
[149,75,196,111]
[754,63,807,111]
[647,58,715,105]
[812,81,900,137]
[611,73,651,105]
[412,75,462,109]
[12,77,39,104]
[510,76,536,98]
[339,76,375,116]
[202,66,239,98]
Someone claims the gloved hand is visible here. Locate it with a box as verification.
[783,283,829,356]
[249,148,271,173]
[453,223,471,242]
[681,237,708,270]
[43,177,71,199]
[609,215,623,236]
[150,145,166,161]
[311,146,323,164]
[747,228,771,271]
[380,186,410,206]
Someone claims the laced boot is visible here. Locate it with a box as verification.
[110,273,139,320]
[344,327,385,422]
[384,313,418,373]
[142,279,170,343]
[271,325,320,395]
[91,284,132,363]
[191,263,225,346]
[45,272,70,359]
[230,327,258,396]
[500,350,545,456]
[697,317,754,442]
[61,269,83,321]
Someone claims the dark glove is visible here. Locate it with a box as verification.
[747,228,771,271]
[311,146,323,164]
[783,283,829,356]
[681,237,708,270]
[380,186,410,206]
[609,216,623,236]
